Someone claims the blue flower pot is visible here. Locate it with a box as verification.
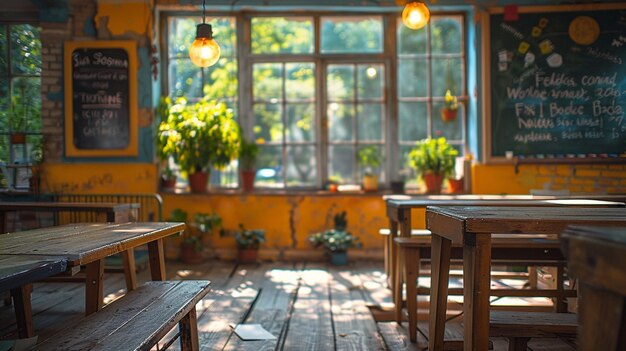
[330,251,348,266]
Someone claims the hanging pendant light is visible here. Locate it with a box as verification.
[189,0,220,67]
[402,1,430,30]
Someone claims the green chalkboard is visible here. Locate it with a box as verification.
[486,5,626,161]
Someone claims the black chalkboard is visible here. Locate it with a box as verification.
[487,6,626,160]
[70,47,130,150]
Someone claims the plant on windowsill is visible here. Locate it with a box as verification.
[408,137,458,194]
[358,146,382,192]
[239,135,260,192]
[157,97,241,193]
[309,211,361,265]
[8,86,37,145]
[169,208,222,264]
[441,89,458,122]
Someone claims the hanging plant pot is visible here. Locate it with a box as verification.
[329,251,348,266]
[240,170,256,192]
[10,133,27,145]
[423,173,444,194]
[440,108,458,122]
[188,171,209,193]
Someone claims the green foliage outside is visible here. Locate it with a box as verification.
[358,145,382,176]
[408,137,458,178]
[238,135,259,171]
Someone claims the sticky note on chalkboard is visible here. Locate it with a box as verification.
[504,5,518,21]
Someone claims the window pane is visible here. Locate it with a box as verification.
[203,59,238,100]
[11,77,41,131]
[327,65,354,101]
[358,145,383,179]
[169,58,202,98]
[398,102,427,141]
[212,17,237,57]
[0,135,7,166]
[357,64,384,99]
[328,103,354,142]
[251,17,314,54]
[431,16,462,54]
[329,145,355,184]
[432,58,462,98]
[432,102,463,141]
[256,145,284,187]
[397,21,426,55]
[398,59,428,97]
[399,144,418,184]
[286,103,315,142]
[321,16,383,53]
[286,145,316,186]
[357,103,383,141]
[0,25,6,75]
[0,78,7,123]
[168,18,196,58]
[11,25,41,75]
[286,63,315,100]
[253,103,283,143]
[253,63,283,101]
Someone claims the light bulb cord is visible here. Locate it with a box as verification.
[202,0,206,24]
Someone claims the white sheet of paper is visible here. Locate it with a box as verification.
[231,324,277,341]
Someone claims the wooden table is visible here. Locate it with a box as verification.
[0,222,184,330]
[0,201,140,234]
[561,225,626,351]
[0,254,68,337]
[426,206,626,351]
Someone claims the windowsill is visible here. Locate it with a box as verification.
[159,187,466,197]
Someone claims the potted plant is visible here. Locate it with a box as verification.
[156,97,178,190]
[231,224,266,263]
[309,211,361,265]
[157,97,241,193]
[441,89,458,122]
[169,208,222,264]
[238,135,259,192]
[9,82,37,145]
[358,146,382,192]
[408,137,458,194]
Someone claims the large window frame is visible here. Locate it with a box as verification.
[161,10,466,191]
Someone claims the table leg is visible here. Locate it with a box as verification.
[388,219,398,289]
[394,243,404,323]
[122,249,138,291]
[85,259,104,315]
[463,234,491,351]
[179,307,199,351]
[148,238,166,281]
[429,234,452,351]
[578,283,626,351]
[11,284,34,338]
[405,246,420,343]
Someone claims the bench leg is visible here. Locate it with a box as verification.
[507,337,529,351]
[122,249,138,291]
[148,238,167,281]
[428,234,452,351]
[579,283,626,351]
[394,243,404,324]
[554,265,567,313]
[11,284,34,338]
[179,307,199,351]
[405,247,420,343]
[388,220,398,290]
[85,259,105,315]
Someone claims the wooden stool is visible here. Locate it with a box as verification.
[562,225,626,351]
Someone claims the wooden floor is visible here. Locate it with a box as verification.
[0,260,576,350]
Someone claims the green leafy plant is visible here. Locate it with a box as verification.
[168,208,222,252]
[232,224,266,249]
[309,211,361,252]
[239,136,259,171]
[157,97,241,175]
[358,146,382,176]
[408,137,458,178]
[444,89,458,110]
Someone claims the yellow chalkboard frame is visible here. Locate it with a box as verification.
[481,3,626,164]
[64,40,138,157]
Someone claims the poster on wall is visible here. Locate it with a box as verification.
[64,41,138,157]
[482,4,626,163]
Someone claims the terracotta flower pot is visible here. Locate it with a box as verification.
[448,177,464,194]
[441,108,457,122]
[423,173,444,194]
[188,171,209,193]
[10,133,26,144]
[241,170,256,192]
[160,176,177,189]
[362,174,378,192]
[179,242,204,264]
[238,247,259,263]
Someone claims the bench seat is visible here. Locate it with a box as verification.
[490,310,577,351]
[33,280,211,351]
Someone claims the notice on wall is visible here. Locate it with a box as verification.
[64,41,137,157]
[483,4,626,162]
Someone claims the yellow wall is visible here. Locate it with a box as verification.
[43,163,158,194]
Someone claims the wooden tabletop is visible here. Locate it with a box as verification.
[0,222,185,266]
[0,254,68,293]
[387,197,625,209]
[427,206,626,243]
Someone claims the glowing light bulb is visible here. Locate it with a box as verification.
[189,23,220,67]
[402,1,430,30]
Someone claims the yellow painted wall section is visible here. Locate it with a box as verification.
[43,163,158,194]
[95,1,152,37]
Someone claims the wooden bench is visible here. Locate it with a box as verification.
[395,234,572,342]
[379,228,431,276]
[490,310,577,351]
[32,280,210,351]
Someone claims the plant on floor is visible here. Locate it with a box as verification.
[309,211,361,265]
[407,137,458,194]
[169,208,222,263]
[223,224,266,263]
